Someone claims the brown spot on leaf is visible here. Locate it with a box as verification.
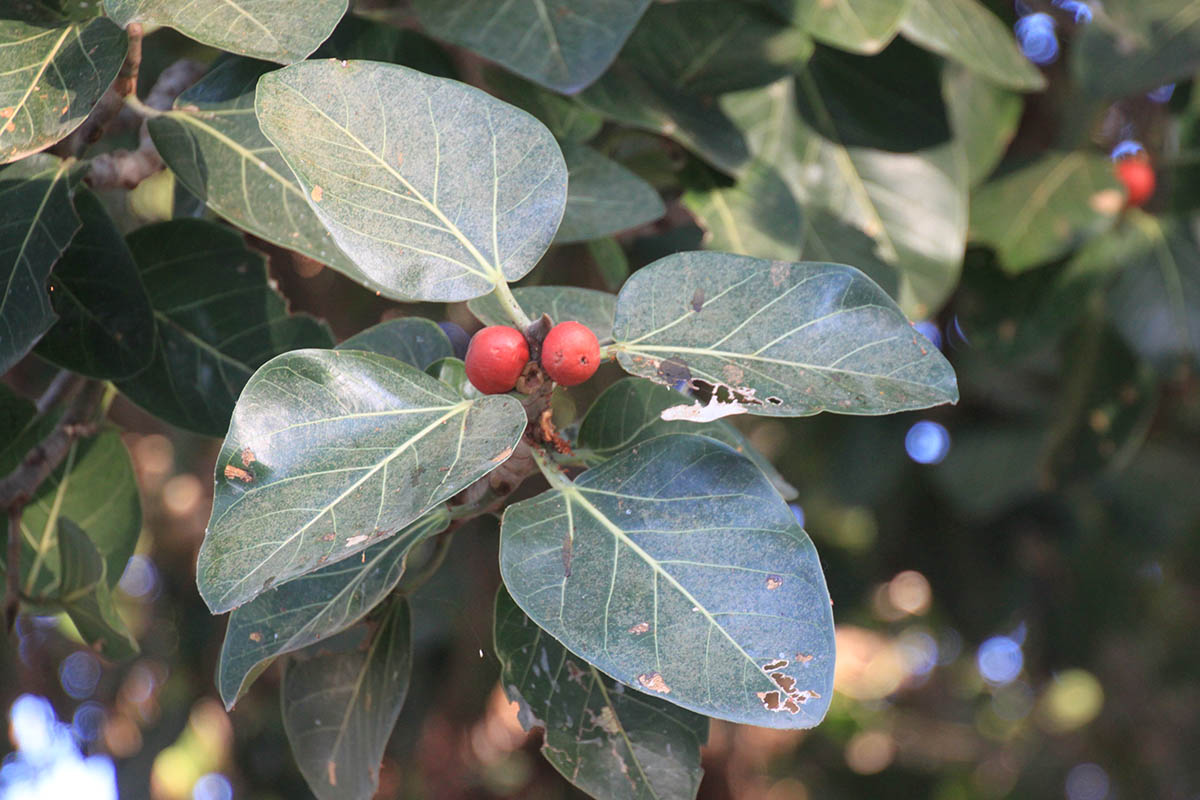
[656,358,692,385]
[771,672,796,693]
[321,533,336,542]
[721,363,745,385]
[637,672,670,693]
[628,622,650,635]
[691,288,705,312]
[766,575,783,590]
[224,465,252,483]
[795,653,814,664]
[491,447,514,463]
[310,185,323,202]
[240,447,256,467]
[248,632,262,642]
[762,659,788,671]
[327,760,337,786]
[0,107,13,118]
[769,262,790,286]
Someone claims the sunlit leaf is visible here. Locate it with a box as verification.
[611,252,957,416]
[786,0,912,54]
[969,152,1123,274]
[197,348,526,613]
[468,286,616,341]
[0,15,126,163]
[495,587,708,800]
[256,60,568,302]
[116,220,334,436]
[282,598,411,800]
[412,0,651,94]
[899,0,1046,91]
[501,433,836,728]
[218,508,448,709]
[555,144,665,244]
[103,0,346,64]
[683,162,803,262]
[0,154,77,374]
[337,317,455,370]
[576,377,798,500]
[35,188,154,379]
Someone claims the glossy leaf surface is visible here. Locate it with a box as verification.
[256,60,568,302]
[495,587,707,800]
[611,252,958,416]
[198,349,525,613]
[500,434,836,728]
[555,144,665,244]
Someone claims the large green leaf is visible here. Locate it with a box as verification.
[495,587,708,800]
[969,153,1123,274]
[682,162,804,262]
[787,0,912,54]
[576,377,798,500]
[282,598,412,800]
[103,0,346,64]
[412,0,651,94]
[942,63,1022,188]
[899,0,1046,91]
[0,154,77,374]
[337,317,454,369]
[54,517,139,660]
[18,430,141,598]
[256,60,568,302]
[501,433,835,728]
[468,286,616,342]
[116,219,333,436]
[610,252,957,416]
[1071,0,1200,99]
[35,188,154,379]
[218,507,448,709]
[0,15,126,163]
[197,348,526,613]
[555,144,665,244]
[0,383,59,476]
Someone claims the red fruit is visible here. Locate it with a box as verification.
[541,321,601,386]
[1115,157,1155,208]
[464,326,529,394]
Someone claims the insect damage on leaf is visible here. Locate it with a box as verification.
[755,658,821,714]
[660,394,748,422]
[224,464,253,483]
[766,575,783,590]
[637,672,671,694]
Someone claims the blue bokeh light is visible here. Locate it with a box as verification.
[1146,83,1175,103]
[1065,763,1110,800]
[118,554,159,599]
[905,421,951,465]
[912,320,943,350]
[1015,13,1060,65]
[898,630,939,677]
[977,636,1024,684]
[1111,140,1145,161]
[71,702,106,744]
[789,504,805,528]
[1053,0,1093,24]
[59,651,101,700]
[193,773,234,800]
[1,695,117,800]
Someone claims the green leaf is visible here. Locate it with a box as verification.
[312,15,458,76]
[611,252,957,416]
[63,577,139,660]
[501,433,835,728]
[468,286,616,342]
[1071,0,1200,99]
[116,219,333,436]
[0,16,126,163]
[0,383,59,477]
[495,587,708,800]
[282,597,412,800]
[942,63,1022,188]
[555,144,665,244]
[788,0,912,54]
[411,0,652,94]
[218,508,448,709]
[424,357,478,399]
[0,154,77,374]
[18,431,141,597]
[197,348,526,613]
[587,238,630,293]
[577,377,798,501]
[899,0,1046,91]
[336,317,455,370]
[969,153,1123,274]
[683,162,804,262]
[256,60,569,302]
[483,67,603,144]
[35,188,154,379]
[103,0,346,64]
[52,517,103,602]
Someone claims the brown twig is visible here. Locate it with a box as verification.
[49,24,144,158]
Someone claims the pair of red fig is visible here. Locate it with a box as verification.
[465,321,600,394]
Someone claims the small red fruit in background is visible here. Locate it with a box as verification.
[541,321,601,386]
[464,326,529,394]
[1115,156,1155,208]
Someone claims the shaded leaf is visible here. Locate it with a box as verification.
[1072,0,1200,99]
[218,507,448,709]
[412,0,651,94]
[942,63,1022,188]
[256,60,568,302]
[969,152,1122,274]
[35,188,154,379]
[53,517,103,602]
[197,348,526,613]
[0,15,126,163]
[468,286,616,341]
[788,0,911,54]
[336,317,454,370]
[577,377,798,500]
[611,252,957,416]
[0,154,77,374]
[62,578,139,660]
[899,0,1046,91]
[103,0,346,64]
[500,433,835,728]
[424,357,480,399]
[555,144,665,244]
[495,587,707,800]
[0,383,59,476]
[483,67,603,143]
[282,597,412,800]
[683,162,803,262]
[116,219,334,436]
[587,238,630,293]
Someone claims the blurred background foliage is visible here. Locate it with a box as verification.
[3,0,1200,799]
